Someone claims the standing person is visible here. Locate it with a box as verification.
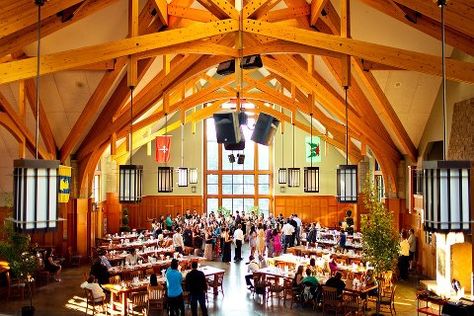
[233,224,244,262]
[398,230,410,280]
[204,228,214,261]
[165,214,173,230]
[245,218,252,241]
[222,228,232,263]
[248,225,257,260]
[90,258,110,285]
[166,259,185,316]
[256,224,266,257]
[408,228,416,271]
[185,261,208,316]
[265,225,274,258]
[293,214,302,246]
[281,220,295,253]
[173,227,185,254]
[272,228,282,257]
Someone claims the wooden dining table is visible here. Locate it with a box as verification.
[103,264,225,315]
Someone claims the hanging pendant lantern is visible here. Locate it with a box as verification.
[337,87,358,203]
[189,168,198,185]
[278,120,287,184]
[12,1,60,231]
[422,2,472,233]
[119,86,143,203]
[304,113,320,192]
[177,124,188,187]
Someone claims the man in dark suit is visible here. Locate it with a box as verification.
[185,261,208,316]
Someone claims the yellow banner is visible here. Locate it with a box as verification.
[58,165,71,203]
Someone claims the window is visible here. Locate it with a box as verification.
[204,117,273,214]
[375,174,384,202]
[92,174,101,203]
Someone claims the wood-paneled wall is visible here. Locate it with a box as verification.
[274,195,356,228]
[113,195,203,231]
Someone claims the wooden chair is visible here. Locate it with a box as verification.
[127,291,148,315]
[381,271,394,295]
[84,288,107,316]
[252,273,267,301]
[282,278,300,309]
[148,284,166,314]
[322,286,344,316]
[35,257,52,285]
[266,276,285,306]
[145,268,154,276]
[379,284,397,316]
[207,272,224,297]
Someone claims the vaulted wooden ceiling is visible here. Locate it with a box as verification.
[0,0,473,196]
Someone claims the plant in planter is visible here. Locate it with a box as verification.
[120,208,131,233]
[0,223,38,315]
[360,173,400,315]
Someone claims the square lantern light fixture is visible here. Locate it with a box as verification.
[337,165,358,203]
[278,168,287,184]
[119,165,143,203]
[422,160,472,233]
[13,159,60,231]
[288,168,300,187]
[304,167,320,193]
[237,154,245,165]
[177,167,189,187]
[189,168,198,185]
[158,167,173,192]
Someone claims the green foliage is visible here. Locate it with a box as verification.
[361,173,400,276]
[0,223,37,279]
[247,206,261,218]
[217,206,231,219]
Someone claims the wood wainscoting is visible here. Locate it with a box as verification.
[118,195,203,230]
[274,195,356,228]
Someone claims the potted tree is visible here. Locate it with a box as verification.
[360,173,400,315]
[0,223,38,316]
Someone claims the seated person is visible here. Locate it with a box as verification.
[301,268,319,287]
[125,248,141,265]
[81,276,105,301]
[361,269,378,298]
[258,255,267,268]
[98,250,112,269]
[309,258,317,275]
[293,265,305,290]
[325,272,346,299]
[45,248,62,282]
[245,256,261,289]
[90,258,110,285]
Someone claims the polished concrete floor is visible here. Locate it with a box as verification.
[0,244,420,315]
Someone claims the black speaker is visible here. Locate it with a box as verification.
[251,113,280,145]
[238,111,248,126]
[241,55,263,69]
[216,59,235,76]
[213,112,242,144]
[224,140,245,151]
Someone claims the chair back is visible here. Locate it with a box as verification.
[84,288,94,303]
[390,284,397,302]
[216,272,224,286]
[322,286,338,304]
[148,284,165,300]
[253,273,267,295]
[130,291,148,307]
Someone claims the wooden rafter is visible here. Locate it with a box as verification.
[0,0,84,38]
[243,19,474,84]
[242,0,281,19]
[168,4,218,22]
[153,0,168,26]
[0,0,119,58]
[310,0,330,26]
[261,4,310,22]
[196,0,239,20]
[0,92,49,159]
[360,0,474,56]
[0,19,238,84]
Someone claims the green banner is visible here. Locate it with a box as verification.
[305,136,321,163]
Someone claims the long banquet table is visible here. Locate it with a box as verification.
[103,265,225,316]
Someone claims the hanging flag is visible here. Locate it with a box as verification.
[155,135,172,163]
[58,165,71,203]
[305,136,321,163]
